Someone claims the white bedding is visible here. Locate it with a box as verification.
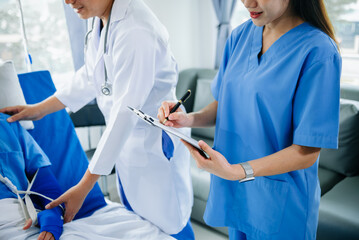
[0,198,174,240]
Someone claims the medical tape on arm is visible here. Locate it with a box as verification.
[0,170,64,226]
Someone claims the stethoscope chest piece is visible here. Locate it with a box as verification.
[101,82,113,96]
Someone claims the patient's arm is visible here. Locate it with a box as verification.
[0,115,63,240]
[27,166,64,240]
[23,220,55,240]
[37,231,55,240]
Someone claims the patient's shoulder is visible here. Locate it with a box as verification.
[0,113,11,127]
[0,113,16,128]
[0,113,21,137]
[0,112,10,120]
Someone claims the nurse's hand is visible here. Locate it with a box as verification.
[45,184,87,223]
[181,140,245,181]
[157,101,193,128]
[0,104,45,122]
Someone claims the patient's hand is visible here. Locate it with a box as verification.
[23,218,32,230]
[23,219,55,240]
[38,231,55,240]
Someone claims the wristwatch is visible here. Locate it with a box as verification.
[239,162,255,182]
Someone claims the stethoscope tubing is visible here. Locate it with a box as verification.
[84,11,113,96]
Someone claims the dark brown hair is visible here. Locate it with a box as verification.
[291,0,339,49]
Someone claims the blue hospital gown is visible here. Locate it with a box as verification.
[0,113,63,240]
[205,21,341,240]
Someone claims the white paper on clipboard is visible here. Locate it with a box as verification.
[127,106,209,158]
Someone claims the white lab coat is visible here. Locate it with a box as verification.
[55,0,192,234]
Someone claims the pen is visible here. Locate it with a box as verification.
[163,89,191,124]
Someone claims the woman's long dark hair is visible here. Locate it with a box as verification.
[291,0,339,49]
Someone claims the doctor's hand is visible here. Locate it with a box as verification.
[0,96,65,123]
[181,140,245,181]
[0,104,45,122]
[45,184,87,223]
[158,101,193,128]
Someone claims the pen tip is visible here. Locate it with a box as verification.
[127,106,134,111]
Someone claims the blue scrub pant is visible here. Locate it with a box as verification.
[118,174,195,240]
[229,228,247,240]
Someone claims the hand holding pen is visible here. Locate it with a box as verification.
[158,90,192,127]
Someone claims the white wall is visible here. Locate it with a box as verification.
[143,0,218,70]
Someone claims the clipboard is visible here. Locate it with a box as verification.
[128,106,209,158]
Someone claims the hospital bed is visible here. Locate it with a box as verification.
[0,61,174,240]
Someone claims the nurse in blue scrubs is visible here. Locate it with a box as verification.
[158,0,341,239]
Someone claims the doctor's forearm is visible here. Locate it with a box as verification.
[234,144,320,179]
[188,101,218,128]
[37,96,66,116]
[78,169,101,193]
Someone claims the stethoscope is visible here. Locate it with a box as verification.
[84,11,113,96]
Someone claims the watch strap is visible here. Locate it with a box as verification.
[239,162,255,182]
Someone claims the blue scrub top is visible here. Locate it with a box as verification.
[0,113,51,199]
[205,21,341,240]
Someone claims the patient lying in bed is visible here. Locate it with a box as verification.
[0,113,63,240]
[0,113,174,240]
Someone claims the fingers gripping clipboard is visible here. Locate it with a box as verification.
[127,106,209,158]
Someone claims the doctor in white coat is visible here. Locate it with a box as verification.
[0,0,194,238]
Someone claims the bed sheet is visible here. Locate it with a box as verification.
[0,198,174,240]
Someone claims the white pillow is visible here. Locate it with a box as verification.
[0,60,34,129]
